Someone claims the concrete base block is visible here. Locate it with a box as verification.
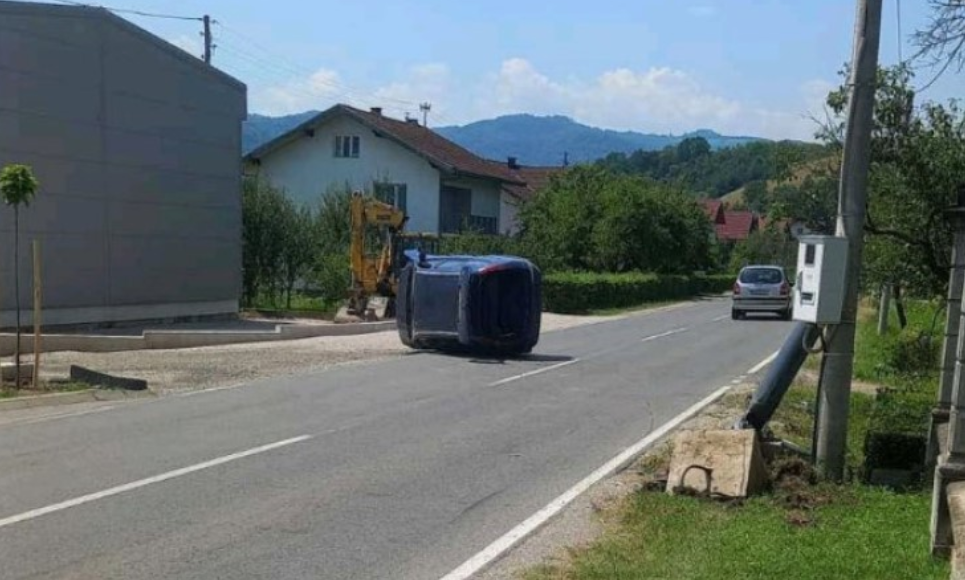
[1,362,34,382]
[666,429,769,499]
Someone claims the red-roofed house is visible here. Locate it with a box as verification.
[497,161,563,234]
[699,199,726,225]
[243,104,527,235]
[715,211,759,243]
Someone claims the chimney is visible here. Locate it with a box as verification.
[507,156,519,170]
[370,107,382,116]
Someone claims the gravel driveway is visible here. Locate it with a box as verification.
[38,312,619,395]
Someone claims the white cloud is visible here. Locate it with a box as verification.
[248,58,829,141]
[251,68,344,116]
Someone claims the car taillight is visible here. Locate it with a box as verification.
[733,283,741,295]
[780,281,790,295]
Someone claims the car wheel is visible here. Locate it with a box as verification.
[731,308,740,320]
[781,308,792,321]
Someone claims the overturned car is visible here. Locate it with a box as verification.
[396,250,542,356]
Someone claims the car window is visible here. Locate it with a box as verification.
[739,268,783,284]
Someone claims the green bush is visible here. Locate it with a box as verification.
[437,232,520,256]
[878,334,940,377]
[862,384,932,482]
[543,271,733,313]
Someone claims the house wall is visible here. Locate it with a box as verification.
[0,3,247,326]
[441,177,501,218]
[254,116,442,233]
[500,192,521,235]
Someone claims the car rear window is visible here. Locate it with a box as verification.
[739,268,783,284]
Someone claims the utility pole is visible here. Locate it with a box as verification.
[202,15,212,64]
[814,0,882,481]
[419,102,431,127]
[930,186,965,555]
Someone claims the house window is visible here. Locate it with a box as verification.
[374,182,407,212]
[334,135,360,158]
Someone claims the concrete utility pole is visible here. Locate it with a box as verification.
[931,187,965,555]
[202,15,212,64]
[930,193,965,477]
[814,0,882,481]
[877,283,890,334]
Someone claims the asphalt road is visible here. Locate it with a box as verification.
[0,298,791,580]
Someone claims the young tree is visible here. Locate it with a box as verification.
[280,201,316,309]
[811,64,965,297]
[0,164,38,387]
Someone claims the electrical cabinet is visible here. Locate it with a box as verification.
[793,235,848,324]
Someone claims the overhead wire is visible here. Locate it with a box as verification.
[48,0,201,21]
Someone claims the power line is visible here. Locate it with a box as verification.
[896,0,904,64]
[49,0,202,21]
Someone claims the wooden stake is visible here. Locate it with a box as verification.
[32,239,40,390]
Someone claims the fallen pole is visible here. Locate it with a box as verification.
[736,322,821,431]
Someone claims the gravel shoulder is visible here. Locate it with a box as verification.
[37,312,628,395]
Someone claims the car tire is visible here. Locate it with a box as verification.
[780,308,792,321]
[731,308,740,320]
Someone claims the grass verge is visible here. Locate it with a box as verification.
[521,295,946,580]
[524,485,945,580]
[0,379,92,399]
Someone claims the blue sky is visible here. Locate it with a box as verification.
[36,1,965,140]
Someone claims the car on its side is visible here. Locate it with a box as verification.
[731,265,792,320]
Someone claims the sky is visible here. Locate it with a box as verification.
[29,0,965,141]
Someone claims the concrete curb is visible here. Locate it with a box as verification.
[0,387,155,412]
[0,320,397,355]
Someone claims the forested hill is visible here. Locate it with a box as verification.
[597,137,830,198]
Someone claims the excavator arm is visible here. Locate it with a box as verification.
[340,191,408,320]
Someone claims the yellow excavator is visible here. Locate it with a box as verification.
[334,191,437,322]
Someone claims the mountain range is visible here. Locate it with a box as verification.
[242,111,765,166]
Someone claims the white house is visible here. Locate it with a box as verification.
[243,104,534,235]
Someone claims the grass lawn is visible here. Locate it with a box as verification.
[0,379,92,399]
[522,295,947,580]
[525,485,945,580]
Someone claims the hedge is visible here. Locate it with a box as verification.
[543,271,733,314]
[862,380,933,484]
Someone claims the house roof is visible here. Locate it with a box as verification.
[0,0,245,91]
[501,165,562,200]
[245,104,525,185]
[716,211,758,241]
[699,199,725,223]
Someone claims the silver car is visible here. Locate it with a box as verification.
[731,265,792,320]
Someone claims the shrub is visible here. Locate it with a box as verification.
[437,232,521,256]
[862,383,932,483]
[543,271,732,313]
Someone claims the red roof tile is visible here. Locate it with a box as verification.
[715,211,758,241]
[246,104,524,185]
[500,165,563,200]
[699,199,725,224]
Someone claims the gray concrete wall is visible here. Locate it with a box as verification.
[0,1,247,326]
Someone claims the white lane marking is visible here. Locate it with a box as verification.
[640,327,688,343]
[0,434,313,530]
[488,359,580,387]
[437,384,733,580]
[712,314,730,322]
[0,405,117,428]
[747,350,780,375]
